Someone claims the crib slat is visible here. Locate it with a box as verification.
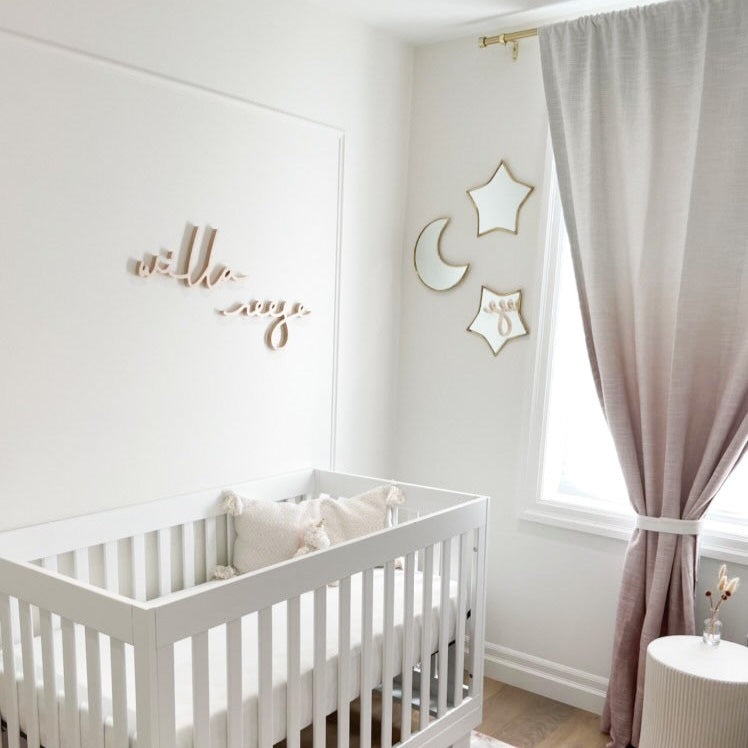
[41,546,61,746]
[226,514,235,568]
[157,643,176,748]
[104,541,120,594]
[132,534,146,601]
[337,575,352,748]
[110,638,129,748]
[453,533,469,707]
[40,606,61,748]
[205,517,218,580]
[74,547,89,584]
[61,617,82,747]
[0,594,20,748]
[42,555,59,626]
[360,568,374,748]
[381,560,395,748]
[258,606,273,748]
[419,545,434,729]
[286,595,301,748]
[437,538,451,717]
[157,527,171,596]
[182,521,195,590]
[85,627,105,748]
[226,618,243,748]
[313,586,327,748]
[192,630,211,748]
[400,551,416,741]
[19,601,41,748]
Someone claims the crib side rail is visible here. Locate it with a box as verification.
[0,468,317,602]
[0,467,316,562]
[314,469,483,516]
[0,556,136,642]
[151,497,487,644]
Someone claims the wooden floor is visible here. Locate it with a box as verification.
[282,677,608,748]
[478,678,609,748]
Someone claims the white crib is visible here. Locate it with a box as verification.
[0,469,488,748]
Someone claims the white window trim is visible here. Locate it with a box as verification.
[519,136,748,565]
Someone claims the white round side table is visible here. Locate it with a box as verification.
[639,635,748,748]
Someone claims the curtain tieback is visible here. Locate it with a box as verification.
[635,515,704,535]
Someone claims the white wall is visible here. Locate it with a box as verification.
[0,0,412,527]
[396,34,748,712]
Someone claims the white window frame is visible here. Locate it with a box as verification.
[520,138,748,565]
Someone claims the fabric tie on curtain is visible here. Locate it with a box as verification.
[538,1,748,746]
[634,516,703,535]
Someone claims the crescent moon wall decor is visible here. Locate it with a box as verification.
[413,217,469,291]
[467,161,534,236]
[468,286,528,355]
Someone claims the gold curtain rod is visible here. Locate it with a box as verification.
[479,28,538,61]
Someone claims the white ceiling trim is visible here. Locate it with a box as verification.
[307,0,668,45]
[460,0,666,39]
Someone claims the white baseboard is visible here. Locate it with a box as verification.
[483,642,609,715]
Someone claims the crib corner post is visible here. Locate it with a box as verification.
[133,606,161,748]
[468,511,488,705]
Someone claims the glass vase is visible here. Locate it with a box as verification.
[703,617,722,646]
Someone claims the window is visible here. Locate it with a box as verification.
[541,225,629,514]
[709,458,748,521]
[524,158,748,555]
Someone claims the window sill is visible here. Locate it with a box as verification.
[521,498,748,565]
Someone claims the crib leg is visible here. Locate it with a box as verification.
[451,734,471,748]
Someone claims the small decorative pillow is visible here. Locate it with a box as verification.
[220,491,325,575]
[319,484,405,545]
[293,519,331,557]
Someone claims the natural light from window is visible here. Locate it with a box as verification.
[542,214,747,524]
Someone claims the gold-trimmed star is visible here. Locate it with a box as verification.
[467,161,534,236]
[468,286,528,356]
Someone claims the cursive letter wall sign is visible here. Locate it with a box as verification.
[136,224,246,289]
[134,224,312,351]
[220,300,311,350]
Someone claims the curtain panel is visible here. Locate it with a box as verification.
[539,1,748,746]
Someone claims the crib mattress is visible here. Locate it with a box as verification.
[1,568,459,747]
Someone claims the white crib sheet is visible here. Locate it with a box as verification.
[2,568,460,747]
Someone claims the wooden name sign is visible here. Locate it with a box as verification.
[220,300,311,350]
[134,224,311,351]
[136,224,245,289]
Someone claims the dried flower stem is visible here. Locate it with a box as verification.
[704,565,740,636]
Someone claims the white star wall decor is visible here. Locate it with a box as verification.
[468,286,528,356]
[467,161,534,236]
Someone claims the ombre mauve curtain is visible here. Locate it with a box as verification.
[538,1,748,746]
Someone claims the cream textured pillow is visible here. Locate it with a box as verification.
[222,492,322,574]
[319,484,405,545]
[214,485,406,580]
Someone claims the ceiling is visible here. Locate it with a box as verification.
[308,0,663,44]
